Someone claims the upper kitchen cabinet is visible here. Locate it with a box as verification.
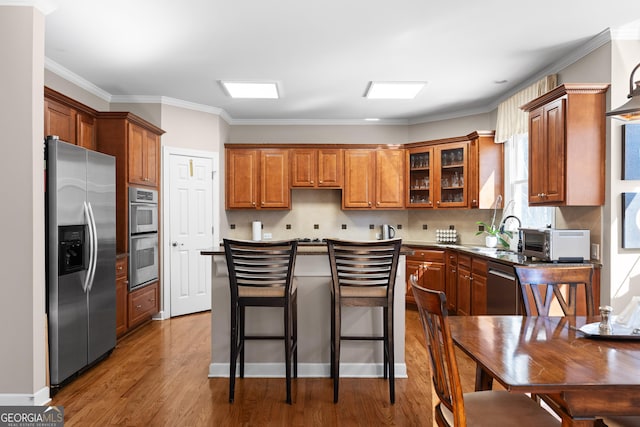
[342,148,405,209]
[521,84,609,206]
[290,148,343,188]
[406,131,501,209]
[467,131,503,209]
[226,147,290,209]
[44,87,97,150]
[96,112,164,189]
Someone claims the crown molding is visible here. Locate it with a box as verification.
[45,57,112,102]
[227,118,408,126]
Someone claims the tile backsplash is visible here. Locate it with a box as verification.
[225,189,503,245]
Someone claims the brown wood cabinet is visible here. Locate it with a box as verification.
[115,255,128,338]
[445,251,458,313]
[44,87,97,150]
[405,248,445,306]
[97,112,164,253]
[127,281,159,329]
[343,149,405,209]
[128,124,159,186]
[456,254,487,315]
[521,84,609,206]
[470,257,487,315]
[225,148,290,209]
[290,148,343,188]
[406,131,502,209]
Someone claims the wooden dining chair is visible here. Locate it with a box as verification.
[410,275,561,427]
[326,238,402,404]
[514,265,595,317]
[223,238,298,404]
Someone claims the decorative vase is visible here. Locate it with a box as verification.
[485,235,497,248]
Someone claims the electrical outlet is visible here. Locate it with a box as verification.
[263,232,272,239]
[591,243,600,261]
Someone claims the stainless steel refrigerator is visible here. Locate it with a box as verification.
[45,137,116,388]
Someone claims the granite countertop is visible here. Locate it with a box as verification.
[201,240,598,267]
[402,240,600,267]
[201,242,415,256]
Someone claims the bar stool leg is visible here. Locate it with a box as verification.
[293,292,298,378]
[386,305,395,404]
[229,301,238,403]
[239,305,246,378]
[284,300,292,404]
[332,300,341,403]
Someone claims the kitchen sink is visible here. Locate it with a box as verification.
[468,247,515,255]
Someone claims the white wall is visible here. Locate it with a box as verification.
[408,112,494,142]
[160,104,222,152]
[0,5,48,404]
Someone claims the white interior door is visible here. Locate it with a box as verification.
[168,152,214,316]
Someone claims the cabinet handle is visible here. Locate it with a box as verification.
[318,180,323,184]
[368,201,372,206]
[136,304,143,310]
[310,180,314,184]
[436,200,440,205]
[252,201,256,207]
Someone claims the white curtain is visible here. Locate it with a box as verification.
[494,75,558,143]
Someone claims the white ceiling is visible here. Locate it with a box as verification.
[42,0,640,124]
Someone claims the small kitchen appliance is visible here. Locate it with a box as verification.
[520,228,590,262]
[381,224,396,240]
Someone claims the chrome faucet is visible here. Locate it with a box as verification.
[499,215,522,253]
[499,215,521,233]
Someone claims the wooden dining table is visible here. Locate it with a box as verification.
[448,315,640,427]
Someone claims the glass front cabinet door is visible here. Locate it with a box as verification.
[407,142,469,208]
[407,147,434,207]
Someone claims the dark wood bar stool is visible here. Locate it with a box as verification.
[326,238,402,404]
[223,239,298,404]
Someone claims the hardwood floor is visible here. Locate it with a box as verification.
[51,308,478,426]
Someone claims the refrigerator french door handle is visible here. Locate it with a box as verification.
[86,202,99,292]
[83,201,96,293]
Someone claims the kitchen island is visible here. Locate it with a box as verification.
[201,244,409,378]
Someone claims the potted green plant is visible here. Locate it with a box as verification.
[475,221,512,248]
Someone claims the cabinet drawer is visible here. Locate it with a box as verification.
[458,254,471,268]
[128,282,158,328]
[472,258,487,276]
[408,248,445,262]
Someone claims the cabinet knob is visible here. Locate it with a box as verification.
[252,201,256,207]
[368,201,372,206]
[436,200,440,205]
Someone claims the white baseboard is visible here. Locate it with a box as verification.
[209,362,407,378]
[0,387,51,406]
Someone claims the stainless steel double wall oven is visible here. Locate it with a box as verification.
[129,186,159,290]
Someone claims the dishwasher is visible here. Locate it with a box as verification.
[486,261,521,315]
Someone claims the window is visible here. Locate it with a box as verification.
[503,134,554,229]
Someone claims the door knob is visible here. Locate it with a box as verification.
[172,242,178,247]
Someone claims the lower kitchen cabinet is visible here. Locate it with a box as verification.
[471,258,487,315]
[445,251,458,313]
[406,248,445,306]
[457,254,488,315]
[115,256,128,338]
[127,281,159,330]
